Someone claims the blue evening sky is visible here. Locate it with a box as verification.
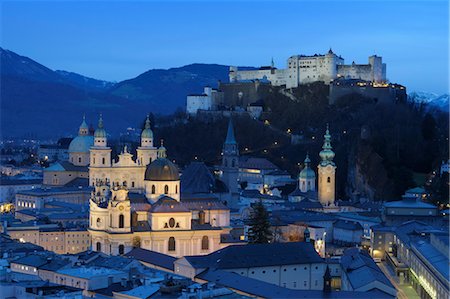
[1,0,449,94]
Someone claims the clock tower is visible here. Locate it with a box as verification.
[318,124,336,206]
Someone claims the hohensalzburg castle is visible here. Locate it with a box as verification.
[229,49,386,88]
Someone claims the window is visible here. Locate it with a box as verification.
[168,237,176,251]
[118,244,125,255]
[78,157,82,163]
[164,185,169,194]
[201,236,209,250]
[96,218,102,228]
[96,242,101,251]
[119,214,124,228]
[175,185,178,194]
[131,181,135,188]
[327,177,331,183]
[151,185,156,194]
[102,158,105,165]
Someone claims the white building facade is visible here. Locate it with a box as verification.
[229,49,387,88]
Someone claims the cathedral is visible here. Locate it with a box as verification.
[88,115,236,257]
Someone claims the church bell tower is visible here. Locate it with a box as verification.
[222,118,239,198]
[318,124,336,206]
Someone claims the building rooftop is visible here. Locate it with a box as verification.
[197,268,394,298]
[334,219,363,231]
[341,248,394,291]
[17,186,91,196]
[56,267,125,279]
[45,161,89,172]
[125,247,176,271]
[116,285,160,298]
[184,242,323,270]
[0,178,42,186]
[239,156,278,170]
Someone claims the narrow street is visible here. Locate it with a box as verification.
[378,261,420,299]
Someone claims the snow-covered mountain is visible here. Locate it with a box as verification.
[408,91,449,112]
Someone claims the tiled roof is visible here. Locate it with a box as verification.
[334,220,363,231]
[239,156,278,170]
[184,242,323,269]
[125,247,176,271]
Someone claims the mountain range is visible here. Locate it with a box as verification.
[0,48,231,138]
[408,91,449,113]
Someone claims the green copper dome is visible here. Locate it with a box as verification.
[94,115,107,138]
[141,115,153,139]
[299,154,315,179]
[319,124,335,165]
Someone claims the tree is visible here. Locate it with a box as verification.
[247,201,272,244]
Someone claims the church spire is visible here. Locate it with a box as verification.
[225,117,237,145]
[319,124,335,165]
[144,114,151,129]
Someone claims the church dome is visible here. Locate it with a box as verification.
[94,127,107,138]
[68,135,94,153]
[141,128,153,139]
[299,167,315,179]
[145,158,179,181]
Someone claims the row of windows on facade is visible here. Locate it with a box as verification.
[150,184,178,194]
[95,235,210,254]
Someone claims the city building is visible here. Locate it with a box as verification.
[381,195,440,226]
[175,242,327,290]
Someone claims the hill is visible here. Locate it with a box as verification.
[108,64,231,114]
[0,49,233,137]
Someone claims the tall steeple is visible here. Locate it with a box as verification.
[318,124,337,207]
[319,124,335,166]
[222,117,239,203]
[225,117,237,146]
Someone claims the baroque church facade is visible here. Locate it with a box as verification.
[88,116,236,257]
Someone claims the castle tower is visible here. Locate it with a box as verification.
[299,153,316,192]
[89,115,112,186]
[318,124,336,206]
[222,118,239,198]
[136,115,157,166]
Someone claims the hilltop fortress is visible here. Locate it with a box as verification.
[229,49,386,88]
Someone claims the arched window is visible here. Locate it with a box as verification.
[168,237,176,252]
[327,177,331,183]
[151,185,156,194]
[231,160,235,167]
[201,236,209,250]
[175,185,178,194]
[118,244,125,255]
[96,218,102,228]
[164,185,169,194]
[96,242,101,252]
[119,214,124,228]
[78,157,82,163]
[123,181,127,187]
[102,158,105,165]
